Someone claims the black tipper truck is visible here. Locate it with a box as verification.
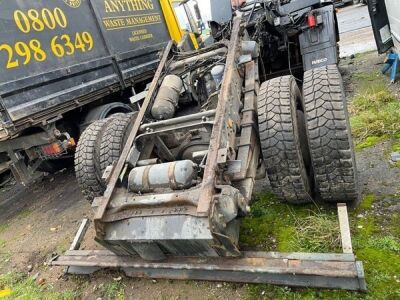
[0,0,172,184]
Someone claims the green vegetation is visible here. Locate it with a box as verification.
[242,193,400,299]
[366,236,400,252]
[240,193,340,253]
[101,281,125,300]
[288,214,341,252]
[0,272,78,300]
[392,140,400,152]
[355,136,387,151]
[359,194,376,210]
[349,71,400,149]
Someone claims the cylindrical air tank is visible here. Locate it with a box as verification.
[128,160,197,193]
[151,75,183,120]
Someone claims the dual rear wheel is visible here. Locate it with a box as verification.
[76,66,358,205]
[75,113,137,202]
[257,65,359,204]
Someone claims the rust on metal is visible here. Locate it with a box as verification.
[101,188,201,222]
[197,16,243,214]
[102,205,198,222]
[51,250,366,291]
[232,60,259,182]
[93,41,174,235]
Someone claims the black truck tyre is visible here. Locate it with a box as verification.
[99,113,137,173]
[75,119,110,202]
[302,65,359,203]
[80,102,134,131]
[257,76,313,204]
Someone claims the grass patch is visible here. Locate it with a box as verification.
[392,140,400,152]
[240,193,341,253]
[366,236,400,253]
[349,72,400,148]
[284,214,341,253]
[0,251,12,270]
[390,213,400,236]
[240,193,340,253]
[55,238,71,256]
[352,71,381,83]
[0,240,5,248]
[0,272,79,300]
[243,193,400,299]
[359,194,376,210]
[355,136,387,151]
[101,281,125,300]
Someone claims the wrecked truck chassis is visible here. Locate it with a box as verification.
[51,16,366,291]
[91,16,260,260]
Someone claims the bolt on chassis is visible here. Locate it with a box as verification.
[52,15,366,291]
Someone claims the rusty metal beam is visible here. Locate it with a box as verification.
[51,250,366,291]
[232,61,259,182]
[93,42,174,233]
[197,16,243,214]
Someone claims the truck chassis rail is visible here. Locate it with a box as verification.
[50,204,367,291]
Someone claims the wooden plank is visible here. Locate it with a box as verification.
[337,203,353,254]
[69,219,90,251]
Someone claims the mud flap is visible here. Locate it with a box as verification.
[299,5,338,71]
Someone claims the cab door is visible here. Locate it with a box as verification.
[368,0,394,53]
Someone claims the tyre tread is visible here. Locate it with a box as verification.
[302,65,359,203]
[257,76,312,204]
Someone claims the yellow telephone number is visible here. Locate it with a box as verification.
[0,32,94,69]
[14,8,67,33]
